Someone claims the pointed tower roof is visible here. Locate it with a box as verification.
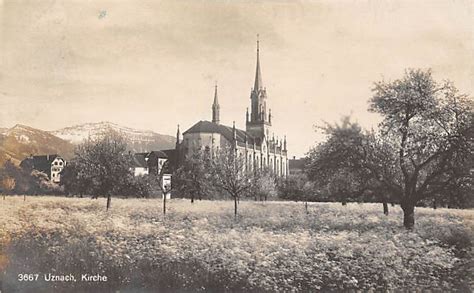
[213,83,219,106]
[212,82,220,124]
[176,124,180,144]
[254,35,263,91]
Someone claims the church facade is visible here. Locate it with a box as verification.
[176,39,289,177]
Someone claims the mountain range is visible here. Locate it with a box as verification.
[0,122,176,165]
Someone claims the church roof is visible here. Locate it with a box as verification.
[183,120,260,145]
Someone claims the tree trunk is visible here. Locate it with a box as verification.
[191,194,194,204]
[433,199,437,210]
[106,195,111,211]
[305,201,308,213]
[383,201,389,215]
[402,203,415,229]
[341,200,347,206]
[234,197,238,219]
[23,194,26,201]
[391,202,395,207]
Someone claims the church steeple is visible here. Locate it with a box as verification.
[254,35,263,91]
[246,35,270,139]
[212,83,220,124]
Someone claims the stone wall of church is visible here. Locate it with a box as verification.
[181,133,288,178]
[182,132,223,156]
[235,145,288,177]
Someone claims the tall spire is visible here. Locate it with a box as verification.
[254,34,263,91]
[212,82,220,124]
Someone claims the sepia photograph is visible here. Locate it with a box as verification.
[0,0,473,292]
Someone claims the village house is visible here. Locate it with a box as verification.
[20,154,67,183]
[131,151,172,198]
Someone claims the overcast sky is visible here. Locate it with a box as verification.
[1,0,473,157]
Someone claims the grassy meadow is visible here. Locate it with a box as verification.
[0,196,472,292]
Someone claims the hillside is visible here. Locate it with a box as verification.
[0,125,75,165]
[51,122,175,152]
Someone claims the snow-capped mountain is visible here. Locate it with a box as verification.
[51,122,176,152]
[0,124,75,165]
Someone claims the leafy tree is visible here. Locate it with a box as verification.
[1,160,48,198]
[210,146,254,218]
[64,131,134,210]
[306,118,390,213]
[174,150,212,203]
[0,164,14,199]
[252,171,278,202]
[369,69,472,228]
[307,69,473,229]
[31,170,63,195]
[278,174,307,201]
[61,161,91,197]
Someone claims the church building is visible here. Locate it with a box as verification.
[176,38,289,177]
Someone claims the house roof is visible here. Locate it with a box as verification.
[132,153,148,168]
[161,149,177,172]
[20,154,63,174]
[149,150,168,158]
[162,149,177,164]
[289,158,306,171]
[131,151,169,168]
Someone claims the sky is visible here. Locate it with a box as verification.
[0,0,473,157]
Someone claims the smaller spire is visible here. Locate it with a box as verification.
[232,121,237,149]
[213,82,219,105]
[176,124,180,145]
[212,82,220,124]
[284,135,287,151]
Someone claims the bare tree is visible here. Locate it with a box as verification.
[210,146,254,218]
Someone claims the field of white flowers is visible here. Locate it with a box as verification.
[0,196,472,292]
